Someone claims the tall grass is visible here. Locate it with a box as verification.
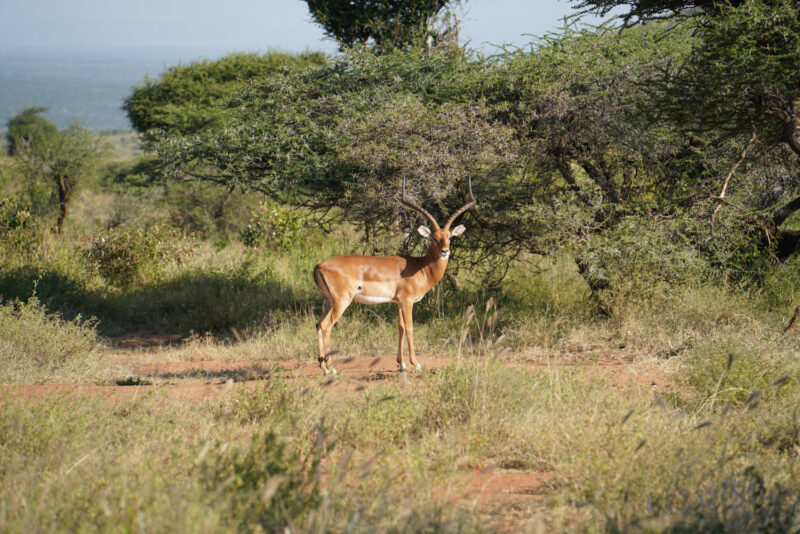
[0,296,119,383]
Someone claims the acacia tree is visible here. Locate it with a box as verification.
[124,51,327,139]
[6,107,58,157]
[303,0,462,51]
[14,123,104,234]
[661,0,800,257]
[570,0,800,261]
[152,33,709,287]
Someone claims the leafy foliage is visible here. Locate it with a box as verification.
[569,0,745,23]
[5,106,58,157]
[239,200,303,250]
[124,52,327,138]
[303,0,460,50]
[148,7,800,292]
[13,122,105,233]
[87,225,187,287]
[0,196,36,256]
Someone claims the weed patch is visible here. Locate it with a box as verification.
[0,297,101,382]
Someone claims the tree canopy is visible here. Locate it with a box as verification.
[6,107,59,157]
[303,0,461,50]
[569,0,751,23]
[123,51,328,138]
[13,122,104,233]
[144,0,800,288]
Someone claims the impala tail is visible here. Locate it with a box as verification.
[313,265,331,302]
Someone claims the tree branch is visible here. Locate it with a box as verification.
[772,194,800,230]
[711,130,756,234]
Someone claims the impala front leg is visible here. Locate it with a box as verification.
[397,305,406,371]
[317,297,332,374]
[400,301,422,371]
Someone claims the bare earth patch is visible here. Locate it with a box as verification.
[460,469,555,533]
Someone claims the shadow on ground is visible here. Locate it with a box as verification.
[0,265,316,339]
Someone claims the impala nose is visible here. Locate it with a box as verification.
[441,250,450,259]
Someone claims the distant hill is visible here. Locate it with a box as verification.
[0,46,238,132]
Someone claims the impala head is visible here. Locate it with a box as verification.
[401,176,476,260]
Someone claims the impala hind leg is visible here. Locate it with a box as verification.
[316,299,350,375]
[400,301,422,371]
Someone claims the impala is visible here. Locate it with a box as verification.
[313,178,476,375]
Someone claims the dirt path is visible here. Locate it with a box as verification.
[0,353,670,404]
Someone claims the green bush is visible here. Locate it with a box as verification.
[0,196,37,257]
[87,224,189,287]
[576,216,710,298]
[201,431,322,533]
[239,201,303,250]
[0,296,98,370]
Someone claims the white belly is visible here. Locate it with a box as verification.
[353,294,396,305]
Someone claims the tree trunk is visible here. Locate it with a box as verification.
[776,230,800,261]
[213,185,235,221]
[574,256,610,316]
[772,194,800,230]
[55,177,70,234]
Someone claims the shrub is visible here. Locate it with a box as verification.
[0,297,98,370]
[239,201,303,250]
[87,224,189,287]
[0,196,37,257]
[576,216,710,301]
[200,431,322,533]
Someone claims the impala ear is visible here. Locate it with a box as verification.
[450,224,466,237]
[417,225,432,238]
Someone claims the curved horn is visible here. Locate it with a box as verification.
[400,176,440,230]
[443,175,477,230]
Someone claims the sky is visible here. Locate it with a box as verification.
[0,0,602,55]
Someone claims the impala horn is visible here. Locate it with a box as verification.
[443,175,476,230]
[401,176,440,230]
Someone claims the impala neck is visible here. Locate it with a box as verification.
[420,242,448,287]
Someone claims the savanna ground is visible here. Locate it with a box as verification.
[2,137,800,533]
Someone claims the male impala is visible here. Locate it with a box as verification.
[313,178,476,375]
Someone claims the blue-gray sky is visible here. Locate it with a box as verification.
[0,0,599,53]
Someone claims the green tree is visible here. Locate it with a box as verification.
[303,0,462,51]
[6,107,59,157]
[660,0,800,255]
[123,51,327,138]
[152,35,700,286]
[15,123,104,234]
[572,0,800,261]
